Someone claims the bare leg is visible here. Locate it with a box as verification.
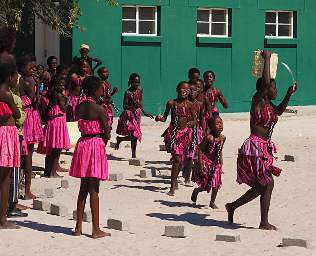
[89,178,111,239]
[131,136,137,158]
[183,159,193,184]
[259,180,277,230]
[24,144,36,199]
[48,149,63,178]
[44,154,52,177]
[209,188,219,209]
[191,187,203,203]
[73,178,88,236]
[115,135,131,150]
[168,156,181,196]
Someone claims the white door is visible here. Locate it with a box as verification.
[35,18,60,66]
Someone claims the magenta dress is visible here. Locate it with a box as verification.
[0,102,20,167]
[101,81,114,129]
[69,119,108,181]
[237,105,281,187]
[116,89,142,142]
[21,95,44,144]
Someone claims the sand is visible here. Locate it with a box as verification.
[0,106,315,256]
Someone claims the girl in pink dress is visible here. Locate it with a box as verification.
[97,67,118,129]
[69,76,111,239]
[18,55,44,199]
[156,82,196,196]
[115,73,153,158]
[0,64,21,229]
[191,116,226,209]
[226,51,297,230]
[42,76,70,177]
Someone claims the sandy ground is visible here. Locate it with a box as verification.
[0,107,315,256]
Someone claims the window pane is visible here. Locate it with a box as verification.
[265,24,276,36]
[212,10,226,22]
[139,21,156,34]
[197,10,209,22]
[122,20,136,33]
[139,7,156,20]
[197,23,209,34]
[211,23,226,35]
[266,12,276,23]
[278,24,291,37]
[123,7,136,19]
[278,12,292,24]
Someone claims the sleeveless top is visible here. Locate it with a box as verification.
[126,88,142,108]
[250,104,278,129]
[205,88,219,107]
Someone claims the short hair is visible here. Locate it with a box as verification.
[188,68,200,78]
[207,115,222,129]
[47,56,57,66]
[176,81,189,90]
[0,63,17,83]
[82,76,102,96]
[97,66,107,77]
[128,73,140,86]
[256,77,275,91]
[0,27,16,53]
[203,70,216,81]
[17,55,32,73]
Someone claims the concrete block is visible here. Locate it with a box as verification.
[109,173,124,181]
[150,168,157,177]
[107,218,129,231]
[50,204,68,217]
[109,142,116,148]
[33,199,51,211]
[284,155,295,162]
[159,144,166,151]
[158,170,170,177]
[140,169,152,178]
[44,188,54,198]
[164,226,185,238]
[282,238,311,248]
[216,234,240,242]
[61,179,69,189]
[129,158,145,166]
[73,210,92,223]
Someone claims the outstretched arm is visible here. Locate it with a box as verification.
[156,100,172,122]
[218,89,228,109]
[272,84,297,116]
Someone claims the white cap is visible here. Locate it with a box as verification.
[80,44,90,50]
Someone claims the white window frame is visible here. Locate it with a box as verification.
[122,5,158,36]
[197,8,229,38]
[265,10,294,39]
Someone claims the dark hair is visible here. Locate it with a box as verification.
[47,56,57,65]
[0,27,16,53]
[56,65,68,75]
[0,63,17,84]
[37,64,44,71]
[128,73,140,86]
[17,55,32,73]
[207,115,222,129]
[203,70,216,81]
[82,76,101,96]
[188,68,200,78]
[256,78,275,91]
[50,75,64,90]
[97,66,107,77]
[176,81,189,90]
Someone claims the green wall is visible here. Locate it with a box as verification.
[73,0,316,114]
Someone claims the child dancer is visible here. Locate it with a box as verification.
[0,64,21,229]
[97,67,118,129]
[69,76,111,239]
[203,71,228,120]
[226,51,297,230]
[18,55,43,199]
[115,73,153,158]
[188,67,200,84]
[156,81,195,196]
[191,116,225,209]
[43,76,70,177]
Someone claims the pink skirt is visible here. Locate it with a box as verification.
[0,126,20,167]
[69,137,108,181]
[162,125,193,161]
[103,103,113,129]
[116,109,142,142]
[23,107,44,144]
[237,135,282,187]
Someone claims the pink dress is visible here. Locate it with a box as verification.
[101,81,114,129]
[237,105,281,187]
[69,119,108,180]
[21,95,44,144]
[116,89,142,142]
[0,102,20,167]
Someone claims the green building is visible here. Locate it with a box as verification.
[21,0,316,114]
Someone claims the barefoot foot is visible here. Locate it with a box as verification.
[92,229,111,239]
[0,221,20,229]
[209,202,219,209]
[167,189,175,196]
[259,222,278,231]
[72,229,82,236]
[23,192,36,200]
[225,203,235,224]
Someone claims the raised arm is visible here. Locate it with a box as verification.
[272,83,297,116]
[257,50,272,97]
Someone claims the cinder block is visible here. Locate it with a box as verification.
[107,218,129,231]
[109,173,124,181]
[73,210,92,223]
[33,199,50,211]
[44,188,54,198]
[284,155,295,162]
[61,179,69,189]
[158,170,170,177]
[216,234,240,242]
[129,158,145,166]
[282,238,310,248]
[109,142,116,148]
[140,169,152,178]
[50,204,68,217]
[159,144,166,151]
[164,226,185,238]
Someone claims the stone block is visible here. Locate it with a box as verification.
[73,210,92,223]
[282,238,310,248]
[33,199,51,211]
[109,173,124,181]
[216,234,241,242]
[50,204,68,217]
[164,226,185,238]
[129,158,145,166]
[159,144,166,151]
[61,179,69,189]
[44,188,54,198]
[140,169,152,178]
[107,218,129,231]
[284,155,295,162]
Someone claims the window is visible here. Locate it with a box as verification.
[122,6,158,36]
[265,11,294,38]
[197,8,229,37]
